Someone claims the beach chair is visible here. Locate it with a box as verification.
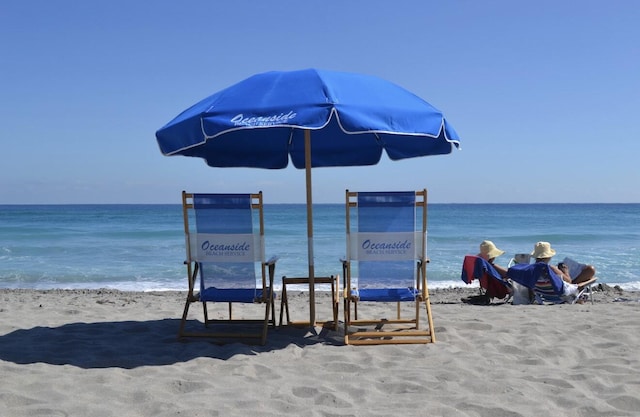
[341,190,435,345]
[507,262,596,305]
[179,191,277,345]
[508,253,532,267]
[460,255,512,304]
[508,254,596,304]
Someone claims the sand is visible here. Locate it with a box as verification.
[1,285,639,417]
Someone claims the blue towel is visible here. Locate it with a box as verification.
[461,255,510,299]
[507,262,564,295]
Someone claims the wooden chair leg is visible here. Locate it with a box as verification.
[343,298,350,343]
[261,288,272,345]
[425,298,436,343]
[202,302,209,326]
[331,276,339,330]
[179,298,192,337]
[270,292,276,326]
[279,278,290,326]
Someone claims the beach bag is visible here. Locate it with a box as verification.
[511,281,531,305]
[509,253,532,305]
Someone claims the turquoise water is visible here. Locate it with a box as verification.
[0,204,638,291]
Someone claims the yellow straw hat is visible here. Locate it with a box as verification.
[531,241,556,259]
[479,240,505,259]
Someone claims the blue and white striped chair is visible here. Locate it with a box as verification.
[507,262,595,304]
[341,190,435,345]
[180,192,277,344]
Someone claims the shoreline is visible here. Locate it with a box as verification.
[1,282,637,302]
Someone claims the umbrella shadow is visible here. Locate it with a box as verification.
[0,319,344,369]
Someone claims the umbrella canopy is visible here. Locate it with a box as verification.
[156,68,461,327]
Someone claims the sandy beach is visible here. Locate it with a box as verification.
[1,285,639,417]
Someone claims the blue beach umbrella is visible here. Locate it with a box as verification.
[155,68,461,326]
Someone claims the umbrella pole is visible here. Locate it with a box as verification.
[304,129,316,328]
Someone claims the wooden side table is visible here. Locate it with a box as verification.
[279,275,339,330]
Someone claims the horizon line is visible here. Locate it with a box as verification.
[1,202,638,206]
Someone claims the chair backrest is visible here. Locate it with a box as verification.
[183,192,266,296]
[345,190,426,291]
[461,255,510,299]
[508,253,532,267]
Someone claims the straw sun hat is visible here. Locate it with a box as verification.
[479,240,504,259]
[531,241,557,259]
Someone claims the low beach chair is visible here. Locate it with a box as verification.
[179,191,277,345]
[341,190,435,345]
[507,262,596,305]
[460,255,512,304]
[507,253,532,267]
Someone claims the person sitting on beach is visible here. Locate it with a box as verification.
[460,240,512,304]
[530,241,596,284]
[478,240,508,278]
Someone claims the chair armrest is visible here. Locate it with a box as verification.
[577,277,597,289]
[265,256,279,266]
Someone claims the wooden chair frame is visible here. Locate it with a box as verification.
[342,189,436,345]
[179,191,276,345]
[279,275,339,330]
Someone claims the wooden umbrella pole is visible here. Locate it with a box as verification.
[304,129,316,327]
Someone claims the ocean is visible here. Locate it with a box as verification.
[0,204,638,291]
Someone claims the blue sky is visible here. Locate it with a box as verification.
[1,1,638,204]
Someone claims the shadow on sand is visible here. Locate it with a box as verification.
[0,319,343,369]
